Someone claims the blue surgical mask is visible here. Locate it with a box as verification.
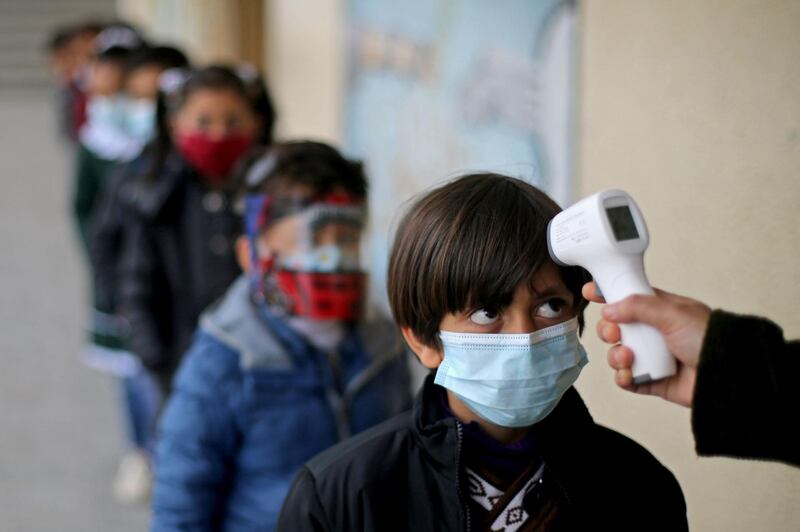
[435,317,588,428]
[124,99,156,143]
[87,95,129,130]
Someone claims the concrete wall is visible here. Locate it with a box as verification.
[576,1,800,530]
[117,0,252,65]
[262,0,345,142]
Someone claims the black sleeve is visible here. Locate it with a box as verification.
[653,462,688,532]
[72,146,102,254]
[87,169,128,313]
[118,212,168,373]
[692,310,800,467]
[277,467,331,532]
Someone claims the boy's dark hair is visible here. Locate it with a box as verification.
[388,173,590,349]
[125,45,189,76]
[242,141,367,203]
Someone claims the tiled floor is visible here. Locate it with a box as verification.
[0,93,149,531]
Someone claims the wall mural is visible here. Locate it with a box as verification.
[344,0,579,310]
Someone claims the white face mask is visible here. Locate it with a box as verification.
[87,95,129,130]
[124,99,156,143]
[435,317,588,428]
[82,95,147,161]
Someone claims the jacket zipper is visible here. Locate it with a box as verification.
[544,463,574,522]
[455,422,472,532]
[321,349,351,441]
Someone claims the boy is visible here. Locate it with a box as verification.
[278,174,687,531]
[152,142,412,531]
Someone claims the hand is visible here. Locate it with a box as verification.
[582,282,712,407]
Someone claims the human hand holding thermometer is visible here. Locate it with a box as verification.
[547,190,677,384]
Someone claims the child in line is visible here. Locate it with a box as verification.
[73,24,146,253]
[278,174,687,531]
[84,44,190,504]
[43,21,103,143]
[152,142,412,531]
[118,65,275,392]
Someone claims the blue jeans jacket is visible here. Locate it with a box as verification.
[152,276,412,531]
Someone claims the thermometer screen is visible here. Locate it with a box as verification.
[606,206,639,241]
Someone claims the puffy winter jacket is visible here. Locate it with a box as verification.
[152,276,413,531]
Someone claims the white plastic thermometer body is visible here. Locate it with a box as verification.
[547,190,676,384]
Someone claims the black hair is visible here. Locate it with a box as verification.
[240,141,367,208]
[147,65,255,181]
[124,45,189,76]
[45,26,75,53]
[388,173,590,349]
[237,65,276,145]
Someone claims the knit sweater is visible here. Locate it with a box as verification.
[692,310,800,467]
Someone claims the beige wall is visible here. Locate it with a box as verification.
[263,0,345,142]
[577,1,800,530]
[116,0,255,65]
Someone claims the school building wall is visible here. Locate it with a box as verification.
[116,0,800,529]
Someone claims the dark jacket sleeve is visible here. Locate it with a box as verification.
[118,212,168,373]
[692,310,800,466]
[88,168,128,314]
[276,467,331,532]
[73,145,104,254]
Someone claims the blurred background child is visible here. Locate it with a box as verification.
[43,21,103,144]
[152,141,411,531]
[118,65,275,395]
[72,23,146,253]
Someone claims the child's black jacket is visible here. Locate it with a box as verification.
[118,150,242,384]
[277,373,688,532]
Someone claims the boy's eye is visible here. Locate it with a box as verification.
[226,116,241,130]
[536,298,566,319]
[469,309,499,325]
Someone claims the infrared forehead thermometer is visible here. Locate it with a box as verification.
[547,190,676,384]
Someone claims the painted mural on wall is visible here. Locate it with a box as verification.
[345,0,579,310]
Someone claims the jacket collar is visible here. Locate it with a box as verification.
[412,372,596,490]
[129,150,195,221]
[200,275,294,371]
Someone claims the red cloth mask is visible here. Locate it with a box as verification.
[176,131,253,181]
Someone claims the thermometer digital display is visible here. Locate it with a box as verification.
[547,190,676,384]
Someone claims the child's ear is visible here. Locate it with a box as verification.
[235,235,253,273]
[401,327,444,369]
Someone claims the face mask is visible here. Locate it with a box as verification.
[280,244,360,272]
[176,131,253,180]
[82,95,144,161]
[244,192,368,322]
[87,95,129,130]
[125,99,156,143]
[435,317,588,428]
